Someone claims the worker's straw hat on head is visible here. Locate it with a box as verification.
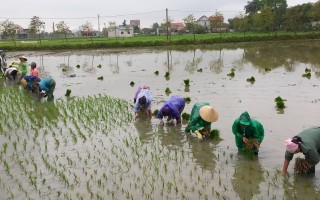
[19,56,27,61]
[199,105,218,122]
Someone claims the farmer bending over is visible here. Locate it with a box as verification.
[282,127,320,176]
[133,85,152,119]
[157,95,185,126]
[185,102,218,140]
[232,111,264,155]
[33,77,56,102]
[3,67,18,81]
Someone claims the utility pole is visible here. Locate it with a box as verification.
[98,14,101,36]
[166,8,169,41]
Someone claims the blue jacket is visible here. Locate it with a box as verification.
[39,78,53,92]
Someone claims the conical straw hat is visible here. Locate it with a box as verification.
[199,105,219,122]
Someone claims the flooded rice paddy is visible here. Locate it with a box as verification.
[1,40,320,199]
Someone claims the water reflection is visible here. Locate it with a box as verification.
[232,155,264,200]
[134,118,153,143]
[188,139,219,171]
[157,125,184,149]
[283,175,320,199]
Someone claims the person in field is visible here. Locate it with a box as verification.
[33,77,56,102]
[17,56,28,83]
[232,111,264,155]
[185,102,219,140]
[133,85,152,119]
[30,62,39,78]
[282,127,320,176]
[3,67,18,81]
[157,95,185,126]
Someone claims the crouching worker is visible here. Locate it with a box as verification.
[232,111,264,155]
[282,127,320,176]
[185,102,219,140]
[23,75,40,92]
[134,85,152,119]
[157,95,185,126]
[33,77,56,102]
[3,67,18,81]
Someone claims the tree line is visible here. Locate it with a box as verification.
[228,0,320,34]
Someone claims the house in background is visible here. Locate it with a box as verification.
[107,25,134,38]
[196,15,210,29]
[0,24,30,39]
[130,20,140,28]
[170,22,185,34]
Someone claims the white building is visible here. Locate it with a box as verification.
[196,15,210,28]
[108,25,134,38]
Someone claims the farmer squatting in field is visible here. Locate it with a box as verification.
[157,95,185,126]
[185,102,219,140]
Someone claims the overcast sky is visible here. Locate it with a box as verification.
[0,0,318,31]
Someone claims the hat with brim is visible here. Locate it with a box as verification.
[199,105,218,122]
[19,56,27,61]
[239,115,251,126]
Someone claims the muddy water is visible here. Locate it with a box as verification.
[2,40,320,199]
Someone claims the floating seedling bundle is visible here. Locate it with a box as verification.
[294,158,313,174]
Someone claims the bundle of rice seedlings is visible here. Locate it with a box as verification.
[294,158,313,174]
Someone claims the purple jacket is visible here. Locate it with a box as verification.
[157,95,185,121]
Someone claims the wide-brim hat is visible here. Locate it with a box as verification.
[199,105,219,122]
[19,56,27,61]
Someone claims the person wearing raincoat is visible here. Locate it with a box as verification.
[232,111,264,155]
[17,56,29,83]
[282,127,320,176]
[133,85,152,119]
[157,95,185,126]
[185,102,219,140]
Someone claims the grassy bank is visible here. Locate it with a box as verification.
[1,31,320,51]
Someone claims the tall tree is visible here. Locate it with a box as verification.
[183,14,196,40]
[0,20,17,46]
[245,0,262,14]
[253,6,275,34]
[311,1,320,21]
[29,16,45,44]
[56,21,71,43]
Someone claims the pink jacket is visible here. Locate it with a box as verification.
[30,68,39,78]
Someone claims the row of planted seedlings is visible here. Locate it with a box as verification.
[0,86,316,199]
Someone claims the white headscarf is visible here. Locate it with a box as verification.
[284,138,299,153]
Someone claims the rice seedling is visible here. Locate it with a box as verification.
[182,112,190,121]
[154,71,159,75]
[97,76,104,80]
[130,81,135,87]
[184,97,191,103]
[265,68,272,72]
[302,72,311,78]
[294,157,313,174]
[153,109,159,116]
[305,68,311,73]
[165,87,172,94]
[275,96,286,109]
[76,64,80,68]
[197,68,203,72]
[210,129,221,141]
[184,79,190,86]
[65,89,72,97]
[246,76,255,83]
[97,64,102,68]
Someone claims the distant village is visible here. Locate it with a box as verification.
[0,15,228,40]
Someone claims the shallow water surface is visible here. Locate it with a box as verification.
[1,40,320,199]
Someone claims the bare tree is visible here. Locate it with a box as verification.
[29,16,45,44]
[56,21,71,43]
[0,20,17,46]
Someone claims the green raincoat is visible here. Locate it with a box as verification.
[185,102,212,133]
[232,111,264,151]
